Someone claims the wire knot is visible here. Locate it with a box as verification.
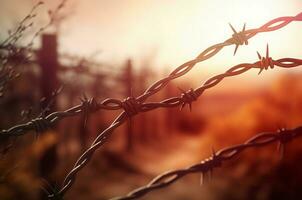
[179,88,198,111]
[80,96,99,129]
[199,148,222,171]
[229,23,248,55]
[198,148,221,185]
[209,148,222,168]
[121,97,141,117]
[257,44,274,74]
[81,97,99,112]
[277,128,293,144]
[30,117,50,133]
[276,127,293,161]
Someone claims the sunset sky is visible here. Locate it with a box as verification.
[1,0,302,80]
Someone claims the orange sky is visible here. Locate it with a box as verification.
[1,0,302,83]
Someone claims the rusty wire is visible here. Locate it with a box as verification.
[48,47,302,199]
[1,12,302,138]
[0,11,301,198]
[110,126,302,200]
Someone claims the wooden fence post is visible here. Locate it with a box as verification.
[38,33,58,194]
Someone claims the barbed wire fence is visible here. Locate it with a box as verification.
[111,125,302,200]
[48,12,302,199]
[50,48,302,199]
[1,12,302,138]
[0,10,302,200]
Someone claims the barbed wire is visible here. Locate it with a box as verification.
[110,125,302,200]
[1,11,302,198]
[1,12,302,138]
[48,46,302,198]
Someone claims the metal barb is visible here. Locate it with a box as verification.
[199,172,204,186]
[277,142,285,161]
[257,51,261,60]
[179,88,198,111]
[257,44,275,75]
[229,23,248,55]
[229,23,237,34]
[80,93,89,129]
[30,117,50,133]
[276,127,292,161]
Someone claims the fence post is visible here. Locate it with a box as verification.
[38,33,58,194]
[39,34,59,110]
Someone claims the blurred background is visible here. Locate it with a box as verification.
[0,0,302,199]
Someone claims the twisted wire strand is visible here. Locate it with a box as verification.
[110,126,302,200]
[136,11,302,103]
[50,51,302,198]
[1,12,302,138]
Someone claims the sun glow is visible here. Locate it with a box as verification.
[2,0,301,76]
[56,0,302,76]
[158,0,302,71]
